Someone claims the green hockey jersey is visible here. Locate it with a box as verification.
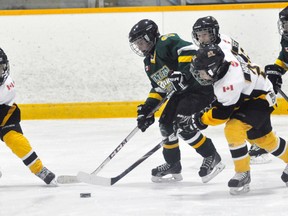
[276,37,288,71]
[142,33,209,106]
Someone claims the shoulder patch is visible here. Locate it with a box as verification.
[161,33,176,41]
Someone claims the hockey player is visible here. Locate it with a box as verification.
[0,48,56,186]
[175,44,288,195]
[128,19,225,183]
[265,6,288,95]
[191,16,271,164]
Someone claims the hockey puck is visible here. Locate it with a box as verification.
[80,193,91,198]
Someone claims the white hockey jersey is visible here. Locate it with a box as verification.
[201,39,275,126]
[214,50,274,107]
[0,75,16,106]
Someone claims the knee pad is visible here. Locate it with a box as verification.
[224,119,252,145]
[3,130,43,174]
[3,130,32,158]
[159,122,174,138]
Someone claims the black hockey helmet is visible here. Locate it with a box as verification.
[192,16,220,47]
[0,48,9,86]
[129,19,160,57]
[190,44,225,86]
[278,6,288,40]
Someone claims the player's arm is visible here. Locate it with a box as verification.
[275,39,288,71]
[137,88,166,132]
[265,64,286,93]
[201,101,235,126]
[175,83,241,132]
[168,42,198,91]
[175,101,235,133]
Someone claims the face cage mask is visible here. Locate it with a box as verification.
[0,63,9,86]
[192,27,217,47]
[129,35,154,57]
[278,19,288,40]
[190,63,216,86]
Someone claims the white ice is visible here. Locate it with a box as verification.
[0,116,287,216]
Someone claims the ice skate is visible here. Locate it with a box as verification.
[281,164,288,187]
[228,171,251,195]
[36,167,57,186]
[249,145,271,164]
[199,151,225,183]
[151,161,183,183]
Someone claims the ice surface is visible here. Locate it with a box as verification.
[0,116,287,216]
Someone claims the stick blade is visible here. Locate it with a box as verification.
[57,175,80,184]
[77,171,112,186]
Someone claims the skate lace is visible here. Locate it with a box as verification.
[201,155,213,169]
[232,172,248,181]
[157,163,171,172]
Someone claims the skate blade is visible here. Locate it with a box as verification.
[151,173,183,183]
[250,154,272,165]
[202,162,225,183]
[229,184,250,195]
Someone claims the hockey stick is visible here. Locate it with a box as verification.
[57,127,140,184]
[277,87,288,102]
[77,140,164,186]
[57,90,174,184]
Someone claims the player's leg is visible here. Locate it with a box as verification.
[248,143,271,164]
[243,100,288,187]
[176,91,225,183]
[151,123,183,183]
[178,130,224,183]
[2,128,56,185]
[0,104,56,185]
[251,132,288,186]
[224,119,251,195]
[151,96,183,183]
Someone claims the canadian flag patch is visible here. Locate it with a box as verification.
[223,85,234,92]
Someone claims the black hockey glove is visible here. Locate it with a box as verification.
[175,112,207,133]
[168,71,187,92]
[265,64,285,94]
[137,104,155,132]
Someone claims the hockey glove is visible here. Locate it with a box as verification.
[175,112,207,133]
[137,104,155,132]
[265,64,285,94]
[168,71,187,92]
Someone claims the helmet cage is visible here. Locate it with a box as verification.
[129,19,159,57]
[192,27,218,47]
[0,63,9,86]
[129,34,154,57]
[190,61,221,86]
[278,19,288,40]
[0,49,9,86]
[190,44,225,86]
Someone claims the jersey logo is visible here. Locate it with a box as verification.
[6,82,15,90]
[285,47,288,52]
[161,33,176,41]
[230,61,239,67]
[223,85,234,92]
[151,65,173,91]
